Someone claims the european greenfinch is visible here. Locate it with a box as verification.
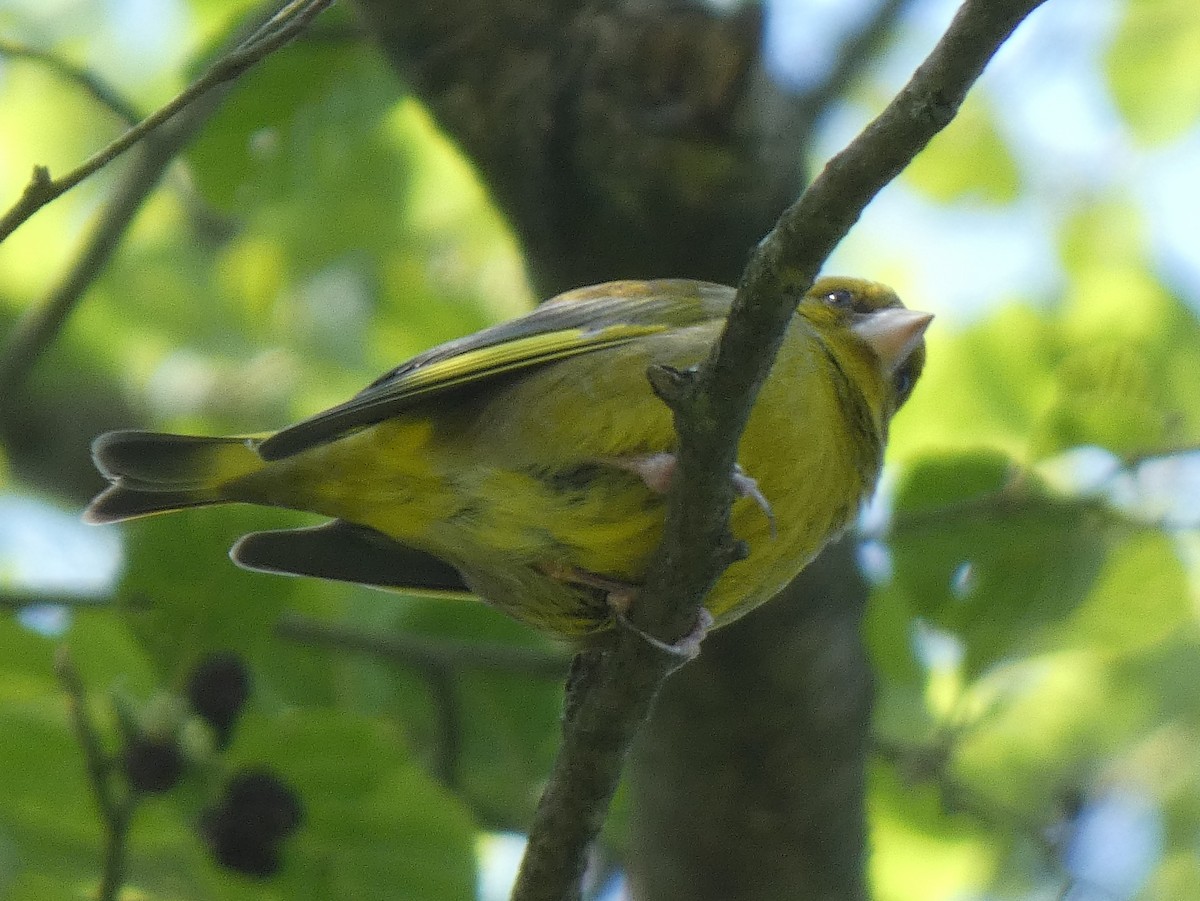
[87,277,929,639]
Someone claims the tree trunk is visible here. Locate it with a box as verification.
[628,539,872,901]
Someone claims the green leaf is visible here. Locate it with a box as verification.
[903,96,1020,204]
[224,709,478,900]
[886,304,1063,463]
[390,595,566,829]
[892,233,1200,464]
[885,452,1110,676]
[116,507,305,675]
[892,449,1014,515]
[1145,851,1200,900]
[1048,203,1200,454]
[186,40,368,211]
[1030,340,1174,458]
[867,760,997,901]
[1107,0,1200,145]
[952,651,1132,814]
[0,613,190,899]
[866,449,1013,684]
[1050,530,1190,656]
[0,660,101,898]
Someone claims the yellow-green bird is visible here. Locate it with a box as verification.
[86,277,929,640]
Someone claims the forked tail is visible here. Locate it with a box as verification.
[85,430,267,524]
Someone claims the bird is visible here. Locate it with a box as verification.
[86,277,930,642]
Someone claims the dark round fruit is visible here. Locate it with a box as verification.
[122,736,184,793]
[200,768,303,877]
[186,652,251,748]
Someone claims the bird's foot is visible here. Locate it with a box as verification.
[730,464,776,539]
[614,607,713,662]
[608,453,776,538]
[540,561,640,614]
[541,560,712,660]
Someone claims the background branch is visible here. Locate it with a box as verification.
[512,2,1049,899]
[794,0,919,125]
[0,0,338,396]
[873,736,1059,857]
[0,0,335,246]
[276,613,572,678]
[55,648,134,901]
[0,592,109,610]
[0,40,141,125]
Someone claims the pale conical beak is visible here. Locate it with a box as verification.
[852,308,933,374]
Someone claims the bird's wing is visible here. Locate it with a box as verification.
[256,280,732,460]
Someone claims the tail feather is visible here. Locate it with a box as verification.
[85,430,266,524]
[85,484,226,524]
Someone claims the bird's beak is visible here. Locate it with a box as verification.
[853,308,934,375]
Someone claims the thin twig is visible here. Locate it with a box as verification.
[795,0,919,123]
[872,736,1058,857]
[0,38,242,249]
[0,0,337,395]
[276,613,573,678]
[0,101,214,395]
[0,40,142,125]
[55,647,134,901]
[0,593,107,610]
[0,0,336,245]
[510,2,1051,899]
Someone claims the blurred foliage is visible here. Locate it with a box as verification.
[1,0,1199,899]
[1106,0,1200,144]
[903,96,1021,204]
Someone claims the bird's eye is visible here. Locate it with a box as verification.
[824,289,854,309]
[893,364,916,406]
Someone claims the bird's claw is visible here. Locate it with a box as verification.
[615,607,714,662]
[608,453,776,538]
[731,464,776,539]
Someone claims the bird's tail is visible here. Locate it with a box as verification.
[85,430,268,524]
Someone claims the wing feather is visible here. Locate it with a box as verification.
[257,280,733,460]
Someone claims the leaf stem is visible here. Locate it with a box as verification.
[55,647,135,901]
[0,0,336,246]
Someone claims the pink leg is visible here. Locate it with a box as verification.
[608,453,776,538]
[540,561,712,660]
[615,607,714,661]
[540,561,639,614]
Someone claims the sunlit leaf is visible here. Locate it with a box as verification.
[887,304,1062,462]
[904,96,1021,204]
[884,451,1110,676]
[1106,0,1200,145]
[867,761,997,901]
[1051,530,1189,655]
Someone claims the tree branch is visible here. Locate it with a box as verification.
[794,0,919,124]
[0,0,336,246]
[0,0,338,395]
[511,2,1049,899]
[275,613,572,678]
[56,647,135,901]
[0,125,199,395]
[0,40,141,125]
